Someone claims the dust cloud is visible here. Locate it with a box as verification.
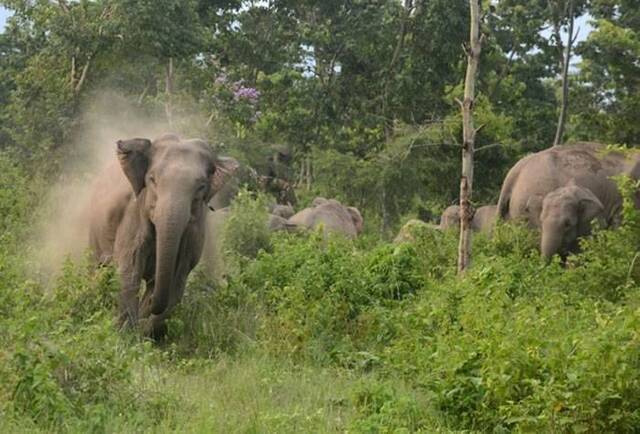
[31,91,209,281]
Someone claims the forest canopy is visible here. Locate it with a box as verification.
[1,0,637,230]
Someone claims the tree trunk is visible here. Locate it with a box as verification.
[165,57,174,127]
[382,0,413,141]
[553,0,575,147]
[458,0,482,274]
[381,184,390,236]
[305,155,312,191]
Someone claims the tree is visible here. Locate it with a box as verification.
[458,0,482,273]
[571,0,640,144]
[553,0,578,146]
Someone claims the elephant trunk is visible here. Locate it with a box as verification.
[540,224,564,259]
[150,198,191,315]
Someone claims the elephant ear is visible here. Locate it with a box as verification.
[117,138,152,196]
[208,156,240,202]
[576,187,605,234]
[347,206,363,234]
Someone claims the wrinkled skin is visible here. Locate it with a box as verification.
[539,184,605,258]
[497,142,640,257]
[88,134,238,337]
[471,205,497,233]
[288,197,363,238]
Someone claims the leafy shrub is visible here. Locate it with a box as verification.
[223,189,272,262]
[0,258,173,431]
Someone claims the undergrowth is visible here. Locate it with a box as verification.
[3,153,640,432]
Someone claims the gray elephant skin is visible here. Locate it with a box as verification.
[472,205,497,233]
[288,197,363,238]
[88,134,238,337]
[497,142,640,257]
[439,204,496,233]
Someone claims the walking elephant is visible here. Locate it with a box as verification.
[88,133,239,337]
[288,197,363,238]
[497,142,640,258]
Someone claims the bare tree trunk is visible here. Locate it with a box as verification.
[381,185,390,236]
[553,0,575,147]
[382,0,413,141]
[165,57,174,127]
[458,0,482,274]
[70,55,76,87]
[305,155,312,191]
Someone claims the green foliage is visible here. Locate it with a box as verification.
[0,258,172,431]
[3,0,640,431]
[223,189,272,261]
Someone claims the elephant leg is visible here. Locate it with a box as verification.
[118,268,141,330]
[137,271,186,338]
[116,248,150,330]
[138,278,155,319]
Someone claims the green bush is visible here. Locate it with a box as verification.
[223,189,272,262]
[0,258,173,432]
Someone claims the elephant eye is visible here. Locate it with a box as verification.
[149,175,156,185]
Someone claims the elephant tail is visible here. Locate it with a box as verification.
[497,168,519,221]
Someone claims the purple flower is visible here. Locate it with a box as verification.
[233,86,261,103]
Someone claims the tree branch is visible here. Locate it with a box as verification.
[74,56,91,94]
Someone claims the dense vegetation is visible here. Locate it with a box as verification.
[1,0,640,432]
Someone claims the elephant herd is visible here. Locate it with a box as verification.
[424,142,640,260]
[87,134,364,337]
[87,135,640,337]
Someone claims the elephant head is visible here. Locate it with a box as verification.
[116,135,238,317]
[346,206,363,234]
[524,194,544,228]
[440,205,461,230]
[539,183,605,258]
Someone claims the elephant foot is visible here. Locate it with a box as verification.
[117,306,139,331]
[139,313,169,340]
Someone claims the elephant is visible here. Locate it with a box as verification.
[208,163,258,211]
[471,205,497,233]
[538,182,606,257]
[439,205,460,230]
[287,197,363,238]
[88,133,239,337]
[439,204,496,233]
[209,157,297,209]
[497,142,640,257]
[269,203,295,219]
